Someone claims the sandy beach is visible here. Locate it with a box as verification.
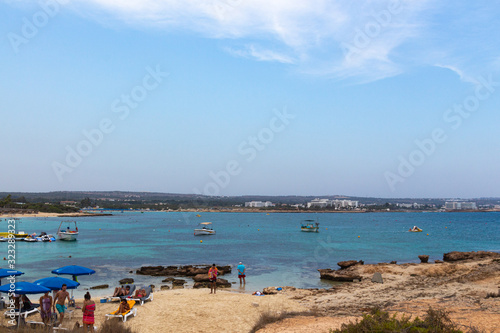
[1,253,498,332]
[0,212,110,219]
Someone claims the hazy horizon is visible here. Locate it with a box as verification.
[2,1,499,198]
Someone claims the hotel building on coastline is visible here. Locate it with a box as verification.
[444,201,477,210]
[306,198,359,209]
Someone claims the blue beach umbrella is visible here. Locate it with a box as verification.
[51,265,95,278]
[52,265,95,297]
[0,269,24,278]
[34,277,80,290]
[0,281,51,294]
[0,269,24,285]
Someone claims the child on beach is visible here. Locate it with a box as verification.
[208,264,218,294]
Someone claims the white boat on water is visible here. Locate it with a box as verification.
[301,220,319,233]
[57,221,79,241]
[194,222,216,236]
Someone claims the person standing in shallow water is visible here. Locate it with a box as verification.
[237,262,246,284]
[208,264,218,294]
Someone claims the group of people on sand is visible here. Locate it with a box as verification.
[14,284,96,332]
[208,261,246,295]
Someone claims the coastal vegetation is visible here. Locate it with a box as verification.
[0,194,79,214]
[331,307,482,333]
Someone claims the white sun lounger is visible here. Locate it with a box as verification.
[105,300,137,322]
[4,305,39,318]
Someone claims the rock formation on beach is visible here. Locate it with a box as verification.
[289,251,500,332]
[136,264,231,277]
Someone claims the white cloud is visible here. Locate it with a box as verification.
[8,0,500,83]
[225,45,295,64]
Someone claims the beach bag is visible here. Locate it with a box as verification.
[51,312,58,324]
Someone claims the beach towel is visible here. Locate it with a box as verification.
[83,303,95,325]
[111,300,135,315]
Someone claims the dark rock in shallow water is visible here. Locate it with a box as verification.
[418,255,429,263]
[162,277,175,282]
[90,284,109,289]
[160,285,170,290]
[119,278,134,284]
[192,278,231,289]
[318,269,362,282]
[136,264,232,277]
[337,260,363,269]
[443,251,500,262]
[172,279,186,285]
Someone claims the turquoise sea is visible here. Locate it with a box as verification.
[2,211,499,298]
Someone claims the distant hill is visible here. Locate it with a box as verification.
[0,191,498,207]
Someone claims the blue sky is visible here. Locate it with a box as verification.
[1,0,499,198]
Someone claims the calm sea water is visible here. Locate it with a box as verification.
[2,211,499,297]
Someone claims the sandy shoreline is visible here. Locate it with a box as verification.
[0,212,111,219]
[1,254,498,332]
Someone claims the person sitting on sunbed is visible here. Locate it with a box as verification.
[133,288,146,298]
[115,299,130,314]
[21,295,33,311]
[113,285,130,297]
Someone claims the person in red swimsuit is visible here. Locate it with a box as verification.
[82,292,95,332]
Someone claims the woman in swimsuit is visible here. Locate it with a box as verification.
[82,292,96,333]
[39,292,53,324]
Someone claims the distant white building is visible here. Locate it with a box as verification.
[245,201,274,208]
[307,198,358,209]
[444,201,477,210]
[307,198,331,208]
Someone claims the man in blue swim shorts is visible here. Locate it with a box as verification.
[53,284,70,326]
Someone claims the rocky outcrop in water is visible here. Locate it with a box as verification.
[193,278,231,289]
[443,251,500,262]
[337,260,364,269]
[318,269,362,282]
[136,265,231,277]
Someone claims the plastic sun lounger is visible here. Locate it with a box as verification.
[106,284,136,302]
[129,285,154,305]
[105,300,137,322]
[53,326,98,332]
[4,305,40,318]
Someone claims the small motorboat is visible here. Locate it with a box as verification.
[409,226,422,232]
[57,221,79,241]
[301,220,320,232]
[194,222,216,236]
